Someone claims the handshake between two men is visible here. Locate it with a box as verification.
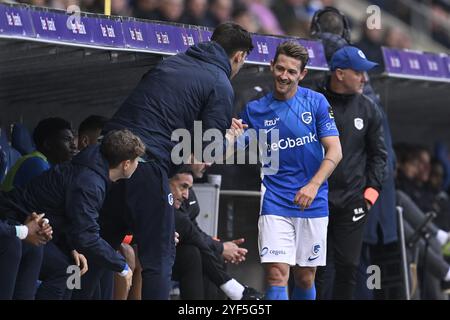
[22,212,53,246]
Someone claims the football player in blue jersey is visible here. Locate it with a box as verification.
[235,41,342,300]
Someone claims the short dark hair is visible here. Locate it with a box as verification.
[100,129,145,168]
[78,115,108,136]
[318,11,345,35]
[211,22,253,57]
[176,165,194,177]
[273,41,309,71]
[33,117,72,149]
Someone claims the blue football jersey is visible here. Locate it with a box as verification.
[240,87,339,218]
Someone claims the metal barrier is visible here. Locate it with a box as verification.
[219,190,260,239]
[220,190,261,197]
[397,205,411,300]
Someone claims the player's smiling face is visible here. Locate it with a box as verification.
[271,54,307,100]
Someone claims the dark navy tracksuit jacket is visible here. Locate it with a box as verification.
[104,41,234,175]
[0,145,126,272]
[100,41,235,299]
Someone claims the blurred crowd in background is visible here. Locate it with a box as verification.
[8,0,450,50]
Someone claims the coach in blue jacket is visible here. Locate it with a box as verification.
[99,22,253,299]
[0,130,145,298]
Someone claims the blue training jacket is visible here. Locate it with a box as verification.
[0,145,126,272]
[104,41,234,175]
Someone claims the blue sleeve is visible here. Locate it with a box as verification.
[13,157,50,189]
[65,173,126,272]
[316,94,339,139]
[0,219,16,238]
[236,104,254,149]
[201,80,234,159]
[201,80,234,135]
[239,104,251,128]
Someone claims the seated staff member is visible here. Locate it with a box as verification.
[0,130,145,298]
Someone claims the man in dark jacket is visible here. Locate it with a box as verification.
[314,46,388,300]
[171,167,261,300]
[99,22,253,299]
[0,117,77,300]
[0,129,145,298]
[310,7,399,299]
[173,161,249,299]
[2,117,77,192]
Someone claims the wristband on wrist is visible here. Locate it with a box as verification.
[15,225,29,240]
[119,263,130,277]
[364,187,379,206]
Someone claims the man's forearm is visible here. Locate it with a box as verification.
[310,144,342,186]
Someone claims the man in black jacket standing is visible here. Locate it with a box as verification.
[99,22,253,299]
[315,46,388,299]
